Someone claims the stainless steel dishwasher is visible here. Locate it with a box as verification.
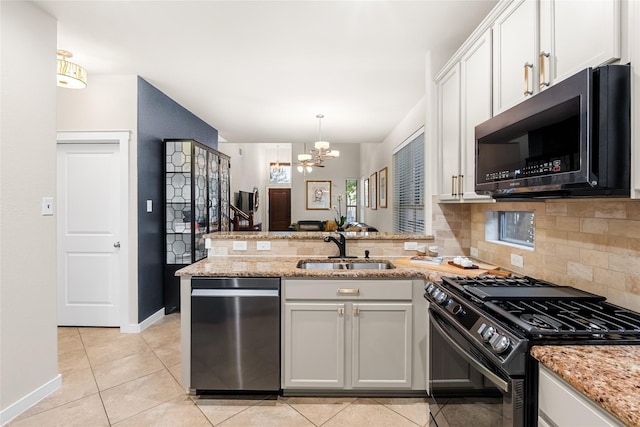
[190,277,281,392]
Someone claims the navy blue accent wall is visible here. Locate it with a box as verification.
[137,77,218,322]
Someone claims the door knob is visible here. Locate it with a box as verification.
[113,241,121,248]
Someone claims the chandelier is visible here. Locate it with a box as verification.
[57,49,87,89]
[297,114,339,173]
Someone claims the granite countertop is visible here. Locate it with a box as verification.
[204,231,435,240]
[531,345,640,427]
[175,256,440,279]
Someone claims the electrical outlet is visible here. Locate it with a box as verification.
[404,242,418,250]
[510,253,524,268]
[470,247,479,257]
[232,241,248,251]
[257,241,271,251]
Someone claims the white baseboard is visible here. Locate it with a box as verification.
[0,374,62,426]
[120,307,165,333]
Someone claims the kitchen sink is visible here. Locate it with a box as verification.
[296,260,395,270]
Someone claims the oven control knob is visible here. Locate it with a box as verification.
[426,283,436,294]
[434,290,449,305]
[490,333,511,354]
[479,324,495,342]
[452,304,465,317]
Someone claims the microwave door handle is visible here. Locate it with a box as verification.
[539,52,550,89]
[523,62,534,96]
[430,314,510,393]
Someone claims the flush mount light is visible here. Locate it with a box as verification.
[57,49,87,89]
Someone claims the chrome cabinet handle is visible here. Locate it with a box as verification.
[523,62,534,96]
[338,288,359,295]
[539,51,550,89]
[113,241,121,248]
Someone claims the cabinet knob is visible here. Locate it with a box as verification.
[113,241,121,248]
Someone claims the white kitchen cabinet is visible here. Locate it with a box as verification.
[630,0,640,199]
[351,303,412,388]
[492,0,538,114]
[282,279,424,391]
[436,64,461,202]
[539,0,620,89]
[493,0,620,115]
[283,302,345,388]
[538,364,625,427]
[436,30,493,202]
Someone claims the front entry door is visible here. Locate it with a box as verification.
[57,142,121,326]
[268,188,291,231]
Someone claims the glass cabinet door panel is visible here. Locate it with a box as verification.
[208,152,220,232]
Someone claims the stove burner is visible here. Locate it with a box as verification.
[520,314,562,331]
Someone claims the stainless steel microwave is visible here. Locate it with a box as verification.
[474,64,630,199]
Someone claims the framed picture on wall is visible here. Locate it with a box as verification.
[306,180,331,210]
[370,172,377,210]
[379,167,388,208]
[364,178,370,207]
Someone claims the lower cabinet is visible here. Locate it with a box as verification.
[282,279,423,391]
[538,364,625,427]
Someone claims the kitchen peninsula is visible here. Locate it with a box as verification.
[176,231,640,426]
[177,230,443,396]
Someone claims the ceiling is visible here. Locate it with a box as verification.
[37,0,497,145]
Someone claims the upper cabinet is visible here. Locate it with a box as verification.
[492,0,538,114]
[493,0,620,115]
[436,31,493,202]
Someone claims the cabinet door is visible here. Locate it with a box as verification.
[193,145,208,261]
[460,29,493,201]
[539,0,620,88]
[351,303,412,388]
[492,0,537,114]
[283,303,345,388]
[437,63,462,201]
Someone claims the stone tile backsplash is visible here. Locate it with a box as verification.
[432,197,640,312]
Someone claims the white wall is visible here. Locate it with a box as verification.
[0,1,60,421]
[359,98,427,232]
[57,75,139,325]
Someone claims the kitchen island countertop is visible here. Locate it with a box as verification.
[531,345,640,427]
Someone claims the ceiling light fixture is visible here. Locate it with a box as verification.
[57,49,87,89]
[297,114,339,173]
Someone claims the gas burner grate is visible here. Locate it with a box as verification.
[486,299,640,339]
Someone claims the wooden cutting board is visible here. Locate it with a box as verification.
[392,257,501,277]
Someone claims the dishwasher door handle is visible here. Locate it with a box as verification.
[192,289,279,297]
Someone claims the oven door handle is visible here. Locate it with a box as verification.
[430,314,510,393]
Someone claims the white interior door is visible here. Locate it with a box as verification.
[57,142,121,326]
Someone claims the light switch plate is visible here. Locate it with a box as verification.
[233,241,248,251]
[42,197,54,216]
[146,199,153,213]
[257,241,271,251]
[510,253,524,268]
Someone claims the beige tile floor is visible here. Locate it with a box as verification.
[9,313,433,426]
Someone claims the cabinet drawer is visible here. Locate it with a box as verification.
[538,365,624,427]
[284,279,412,301]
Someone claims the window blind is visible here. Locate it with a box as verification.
[393,132,424,232]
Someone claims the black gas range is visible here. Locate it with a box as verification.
[425,274,640,427]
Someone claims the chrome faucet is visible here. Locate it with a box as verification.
[324,232,356,258]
